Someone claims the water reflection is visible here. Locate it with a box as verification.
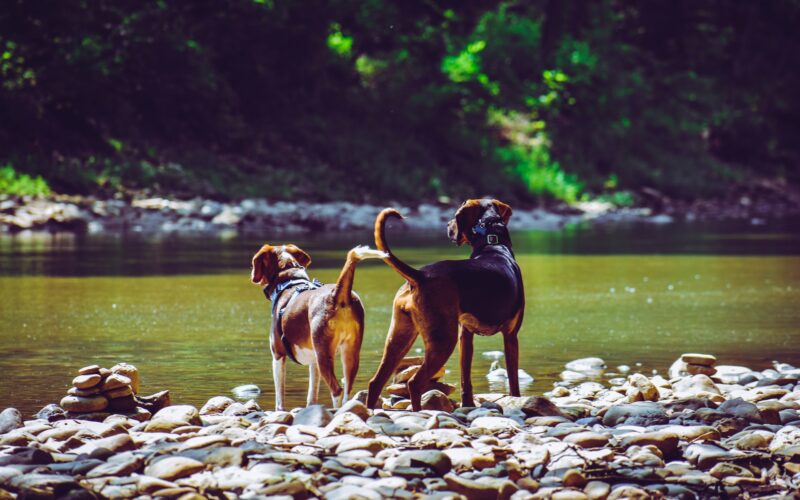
[0,219,799,416]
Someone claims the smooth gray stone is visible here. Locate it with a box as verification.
[8,473,80,494]
[602,402,668,426]
[0,408,23,434]
[292,404,333,427]
[718,398,762,422]
[35,404,66,422]
[180,446,245,468]
[392,450,452,476]
[0,447,54,466]
[44,459,104,476]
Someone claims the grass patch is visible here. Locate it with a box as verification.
[0,164,50,196]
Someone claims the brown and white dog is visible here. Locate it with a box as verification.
[251,244,386,410]
[367,199,525,410]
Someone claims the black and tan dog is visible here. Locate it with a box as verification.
[367,199,525,410]
[251,244,385,410]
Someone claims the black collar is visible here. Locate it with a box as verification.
[470,216,510,248]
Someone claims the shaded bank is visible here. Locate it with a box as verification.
[2,186,800,235]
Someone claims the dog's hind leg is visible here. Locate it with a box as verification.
[314,341,343,408]
[367,308,417,409]
[503,332,521,397]
[341,332,362,404]
[272,356,287,411]
[307,360,320,406]
[408,316,458,411]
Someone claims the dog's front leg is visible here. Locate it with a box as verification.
[272,356,287,411]
[459,326,475,407]
[307,361,320,406]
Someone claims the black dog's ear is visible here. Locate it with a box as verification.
[448,199,483,245]
[492,199,513,224]
[284,244,312,268]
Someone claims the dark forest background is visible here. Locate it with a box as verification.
[1,0,798,204]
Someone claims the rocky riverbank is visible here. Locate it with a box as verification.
[2,183,799,235]
[1,354,799,499]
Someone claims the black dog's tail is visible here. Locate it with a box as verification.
[374,208,423,287]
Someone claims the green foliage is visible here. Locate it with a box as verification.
[0,0,797,202]
[0,165,50,196]
[495,145,582,204]
[327,23,353,58]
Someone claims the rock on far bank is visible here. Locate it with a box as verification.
[1,353,799,498]
[0,195,682,235]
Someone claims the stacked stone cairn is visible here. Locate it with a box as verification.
[670,352,718,378]
[60,363,140,415]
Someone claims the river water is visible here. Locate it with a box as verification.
[1,219,798,416]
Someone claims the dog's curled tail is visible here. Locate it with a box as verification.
[374,208,423,286]
[333,245,388,307]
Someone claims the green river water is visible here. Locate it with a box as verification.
[1,220,798,416]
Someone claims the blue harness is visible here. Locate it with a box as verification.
[264,277,323,364]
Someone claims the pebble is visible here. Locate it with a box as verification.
[0,408,23,434]
[680,353,716,366]
[335,399,370,421]
[421,390,454,412]
[231,384,261,399]
[391,450,452,476]
[584,480,611,499]
[144,456,205,480]
[60,395,109,413]
[602,402,668,427]
[200,396,235,415]
[619,430,679,456]
[67,386,101,397]
[686,363,717,376]
[322,412,376,438]
[72,374,102,389]
[106,385,133,399]
[626,373,659,401]
[153,404,201,426]
[111,363,140,393]
[566,357,606,372]
[101,373,132,391]
[293,404,334,427]
[564,431,609,449]
[672,374,721,398]
[78,365,101,375]
[444,472,516,500]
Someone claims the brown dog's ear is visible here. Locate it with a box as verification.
[284,244,312,268]
[250,245,276,285]
[492,199,513,224]
[448,199,483,246]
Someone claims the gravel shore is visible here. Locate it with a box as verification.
[1,354,799,498]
